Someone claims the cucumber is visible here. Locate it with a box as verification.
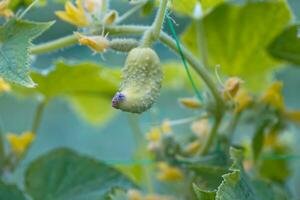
[112,47,163,113]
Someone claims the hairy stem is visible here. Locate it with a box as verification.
[151,0,168,40]
[200,114,223,155]
[142,0,168,47]
[31,35,77,55]
[127,114,153,193]
[31,100,47,134]
[30,25,224,111]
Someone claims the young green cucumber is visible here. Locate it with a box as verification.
[112,47,163,113]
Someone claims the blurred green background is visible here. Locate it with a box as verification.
[0,0,300,197]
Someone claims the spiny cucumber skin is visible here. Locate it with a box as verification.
[112,47,162,113]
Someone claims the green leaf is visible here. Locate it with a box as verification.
[155,0,198,17]
[0,19,53,87]
[193,184,216,200]
[0,181,26,200]
[15,61,121,125]
[216,170,256,200]
[200,0,225,12]
[194,147,291,200]
[269,24,300,65]
[162,62,202,90]
[182,1,291,91]
[252,180,289,200]
[25,148,136,200]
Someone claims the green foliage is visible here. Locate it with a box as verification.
[155,0,197,17]
[269,24,300,65]
[0,181,26,200]
[200,0,225,11]
[16,61,120,125]
[0,19,53,87]
[9,0,46,10]
[193,184,216,200]
[193,148,290,200]
[182,1,291,91]
[25,148,136,200]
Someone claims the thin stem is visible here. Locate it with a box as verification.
[200,114,223,155]
[142,0,168,46]
[116,0,147,24]
[30,25,224,110]
[10,100,47,172]
[127,114,153,193]
[226,112,241,140]
[30,35,77,55]
[151,0,168,40]
[31,100,47,134]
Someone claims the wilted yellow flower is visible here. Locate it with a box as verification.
[234,89,252,113]
[156,162,183,182]
[264,130,279,148]
[161,119,172,134]
[0,78,11,92]
[55,0,90,27]
[184,140,201,155]
[76,32,109,53]
[6,131,35,155]
[0,0,13,18]
[191,119,209,138]
[285,111,300,124]
[146,127,161,142]
[103,10,118,25]
[223,77,242,100]
[260,81,285,111]
[178,97,202,109]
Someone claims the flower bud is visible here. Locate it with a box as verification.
[76,32,109,53]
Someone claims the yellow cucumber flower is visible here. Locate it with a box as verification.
[0,78,11,93]
[161,119,172,134]
[223,77,243,100]
[234,89,252,113]
[156,162,183,182]
[55,0,90,27]
[191,118,209,138]
[260,81,285,111]
[0,0,13,18]
[178,97,202,109]
[76,32,109,53]
[6,131,35,155]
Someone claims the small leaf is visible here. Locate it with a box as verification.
[182,1,291,91]
[25,148,136,200]
[0,181,26,200]
[0,19,53,87]
[269,24,300,65]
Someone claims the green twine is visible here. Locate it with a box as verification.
[166,16,203,102]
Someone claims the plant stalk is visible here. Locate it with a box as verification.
[30,25,224,109]
[141,0,168,47]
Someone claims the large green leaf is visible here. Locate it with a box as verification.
[15,61,121,125]
[268,24,300,65]
[0,19,53,87]
[0,181,26,200]
[193,148,291,200]
[155,0,197,17]
[25,148,135,200]
[200,0,225,11]
[182,1,291,91]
